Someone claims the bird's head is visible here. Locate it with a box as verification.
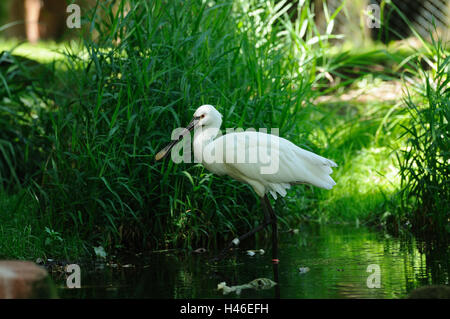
[155,104,222,161]
[192,104,223,129]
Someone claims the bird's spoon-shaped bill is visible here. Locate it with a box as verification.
[155,140,178,161]
[155,117,198,161]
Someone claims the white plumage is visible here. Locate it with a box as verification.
[191,105,337,199]
[156,104,337,261]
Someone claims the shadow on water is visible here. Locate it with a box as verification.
[55,224,449,299]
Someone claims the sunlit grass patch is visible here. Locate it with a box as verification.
[0,38,73,63]
[321,145,400,222]
[305,79,408,223]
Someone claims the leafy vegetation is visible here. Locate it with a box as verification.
[398,36,449,239]
[0,0,448,260]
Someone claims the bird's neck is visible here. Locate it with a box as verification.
[193,126,220,163]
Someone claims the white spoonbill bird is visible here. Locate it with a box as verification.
[156,104,337,263]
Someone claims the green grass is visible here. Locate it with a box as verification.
[397,36,450,239]
[0,0,448,260]
[2,0,340,254]
[0,40,70,63]
[276,78,408,227]
[316,101,403,222]
[0,190,87,259]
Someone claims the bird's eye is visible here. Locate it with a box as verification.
[200,114,205,119]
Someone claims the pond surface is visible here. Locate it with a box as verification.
[54,224,449,299]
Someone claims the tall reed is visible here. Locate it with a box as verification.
[398,36,449,239]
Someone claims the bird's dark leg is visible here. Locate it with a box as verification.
[263,194,278,264]
[211,196,272,262]
[263,195,280,296]
[212,195,279,263]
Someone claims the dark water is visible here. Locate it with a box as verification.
[54,224,449,299]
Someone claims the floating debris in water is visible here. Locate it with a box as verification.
[246,249,265,256]
[298,267,310,274]
[217,278,276,295]
[193,248,207,254]
[94,246,107,259]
